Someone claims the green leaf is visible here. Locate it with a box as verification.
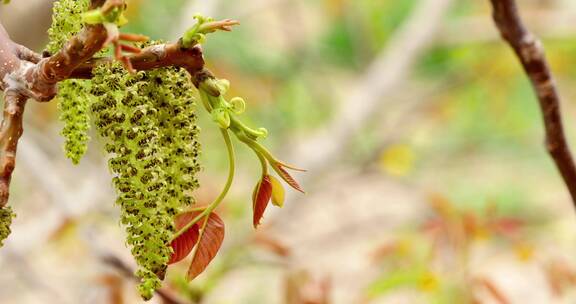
[366,269,423,299]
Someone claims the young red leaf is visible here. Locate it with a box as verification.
[169,212,201,264]
[187,212,225,281]
[253,175,272,228]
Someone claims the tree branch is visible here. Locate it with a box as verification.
[101,255,191,304]
[489,0,576,207]
[0,91,26,207]
[70,42,205,79]
[0,0,236,211]
[29,23,108,100]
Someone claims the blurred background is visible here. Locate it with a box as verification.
[2,0,576,303]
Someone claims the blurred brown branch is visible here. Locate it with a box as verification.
[102,254,192,304]
[439,10,576,46]
[489,0,576,209]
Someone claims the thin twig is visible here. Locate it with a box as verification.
[489,0,576,208]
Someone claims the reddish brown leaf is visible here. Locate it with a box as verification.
[490,217,524,237]
[187,212,225,281]
[253,175,272,228]
[276,166,304,193]
[169,212,201,264]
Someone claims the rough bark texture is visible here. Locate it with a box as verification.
[71,42,205,79]
[489,0,576,208]
[0,91,25,207]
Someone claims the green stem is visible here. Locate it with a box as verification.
[237,134,275,164]
[256,151,268,176]
[229,116,263,139]
[199,89,214,113]
[171,129,235,240]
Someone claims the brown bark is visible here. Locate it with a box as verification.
[30,24,108,101]
[0,91,26,207]
[489,0,576,208]
[71,42,205,79]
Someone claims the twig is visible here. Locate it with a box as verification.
[101,255,192,304]
[70,43,205,78]
[488,0,576,208]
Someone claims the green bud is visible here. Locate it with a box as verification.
[256,127,268,138]
[216,79,230,94]
[230,97,245,114]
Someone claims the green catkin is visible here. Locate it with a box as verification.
[49,0,107,165]
[0,207,14,247]
[47,1,202,299]
[47,0,90,54]
[91,62,200,300]
[56,80,92,164]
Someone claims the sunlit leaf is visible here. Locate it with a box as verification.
[366,269,423,298]
[418,271,439,292]
[168,212,201,264]
[513,242,534,262]
[379,144,415,177]
[253,175,272,228]
[187,212,225,281]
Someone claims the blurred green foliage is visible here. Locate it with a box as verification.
[118,0,576,210]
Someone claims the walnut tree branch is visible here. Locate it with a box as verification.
[0,0,235,210]
[0,0,122,208]
[0,91,26,207]
[70,42,205,79]
[29,24,109,101]
[489,0,576,208]
[101,255,191,304]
